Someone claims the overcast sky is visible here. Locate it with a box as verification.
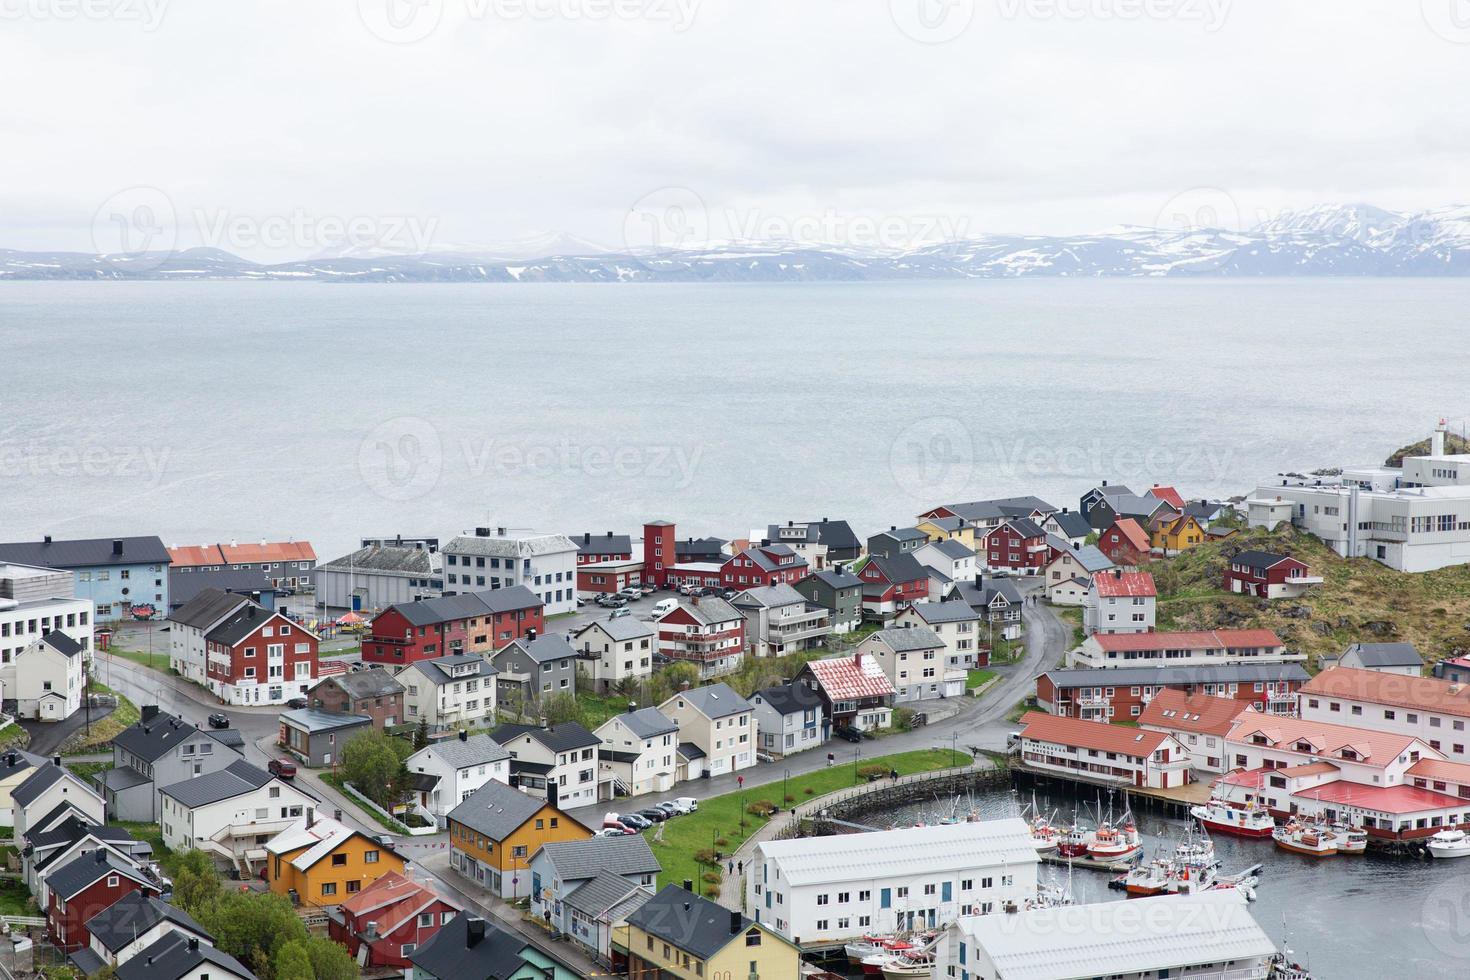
[4,0,1469,260]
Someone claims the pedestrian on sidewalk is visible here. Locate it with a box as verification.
[727,860,733,875]
[738,860,743,875]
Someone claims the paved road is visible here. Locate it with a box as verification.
[21,704,116,756]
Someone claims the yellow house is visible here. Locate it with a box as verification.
[447,780,591,899]
[915,517,978,551]
[618,884,799,980]
[1153,514,1206,553]
[265,812,405,906]
[0,751,46,825]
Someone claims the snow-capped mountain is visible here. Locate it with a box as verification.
[5,203,1470,281]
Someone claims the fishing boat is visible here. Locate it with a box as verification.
[1190,798,1275,838]
[1426,828,1470,859]
[849,937,917,973]
[1272,820,1339,857]
[1087,819,1142,860]
[1056,824,1091,859]
[1268,950,1314,979]
[1330,824,1367,855]
[877,949,935,979]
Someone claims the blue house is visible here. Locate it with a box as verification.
[0,536,170,622]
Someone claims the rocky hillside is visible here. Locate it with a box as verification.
[1385,431,1470,467]
[1151,525,1470,670]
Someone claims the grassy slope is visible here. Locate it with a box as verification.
[61,682,141,753]
[649,748,970,893]
[1152,524,1470,669]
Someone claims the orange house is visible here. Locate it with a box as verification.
[265,811,405,907]
[1153,514,1206,554]
[447,780,592,900]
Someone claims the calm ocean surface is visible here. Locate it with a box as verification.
[2,279,1469,558]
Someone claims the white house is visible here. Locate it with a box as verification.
[1069,628,1299,670]
[747,819,1039,944]
[934,891,1274,980]
[488,722,602,810]
[1018,711,1192,789]
[750,682,824,760]
[572,618,655,695]
[1137,688,1250,774]
[1338,642,1424,677]
[527,835,659,964]
[157,759,315,872]
[1043,544,1114,606]
[912,539,977,596]
[406,731,512,826]
[1299,666,1470,764]
[896,601,982,673]
[5,632,85,721]
[659,683,755,778]
[1083,570,1156,636]
[84,892,215,971]
[0,563,92,670]
[1041,508,1093,548]
[858,626,964,702]
[12,762,106,842]
[443,527,580,615]
[593,707,678,797]
[397,653,499,730]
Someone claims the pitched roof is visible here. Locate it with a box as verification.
[1093,570,1157,598]
[905,600,980,625]
[1301,665,1466,716]
[1090,629,1284,653]
[1225,712,1422,764]
[167,568,279,607]
[265,814,371,871]
[756,819,1037,887]
[1047,544,1114,574]
[667,596,741,627]
[158,759,275,808]
[628,885,780,960]
[409,914,531,980]
[112,714,206,762]
[1106,517,1151,552]
[573,532,634,556]
[871,526,929,544]
[47,849,153,900]
[606,707,678,740]
[802,653,896,701]
[928,496,1057,523]
[730,583,809,609]
[446,531,578,558]
[24,814,133,854]
[415,733,511,769]
[802,568,863,590]
[206,601,305,647]
[34,631,83,659]
[490,722,600,753]
[0,536,169,569]
[385,586,543,628]
[1048,510,1093,539]
[219,540,316,564]
[409,653,499,687]
[1042,663,1310,689]
[563,870,649,920]
[115,929,255,980]
[338,870,454,935]
[86,892,210,952]
[751,682,822,717]
[1001,518,1045,539]
[0,749,45,782]
[733,543,805,574]
[1341,643,1424,669]
[317,544,439,575]
[497,632,578,665]
[1111,494,1170,520]
[864,552,928,585]
[1301,779,1468,815]
[12,761,67,806]
[1148,485,1187,509]
[1228,550,1299,572]
[575,617,656,642]
[1019,711,1172,756]
[536,834,659,881]
[448,781,550,841]
[868,625,944,653]
[1138,690,1249,737]
[663,683,752,720]
[315,666,405,700]
[920,538,974,561]
[168,588,251,631]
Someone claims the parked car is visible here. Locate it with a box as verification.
[596,827,632,837]
[373,834,395,849]
[267,758,297,780]
[285,697,308,710]
[654,801,679,815]
[832,724,863,744]
[668,797,699,814]
[617,587,643,601]
[637,584,657,596]
[597,594,628,608]
[637,807,668,823]
[650,598,679,618]
[678,583,700,596]
[618,813,652,830]
[608,608,631,619]
[207,713,230,729]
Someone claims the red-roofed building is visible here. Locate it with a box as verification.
[328,870,461,969]
[1017,711,1190,788]
[1083,570,1157,636]
[794,652,896,733]
[1223,551,1321,600]
[1148,485,1186,510]
[1070,628,1298,670]
[1299,667,1470,764]
[1098,518,1151,566]
[1139,690,1250,773]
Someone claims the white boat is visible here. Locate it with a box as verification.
[1330,824,1367,855]
[1272,821,1339,858]
[1427,828,1470,859]
[1190,798,1275,838]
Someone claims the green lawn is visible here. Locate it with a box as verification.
[967,668,998,688]
[0,722,30,752]
[62,682,140,754]
[0,877,34,916]
[104,644,179,675]
[649,748,971,894]
[115,821,167,858]
[68,761,114,787]
[321,773,410,834]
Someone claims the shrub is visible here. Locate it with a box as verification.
[784,794,796,803]
[803,787,815,795]
[701,871,721,884]
[746,800,777,817]
[704,885,721,898]
[857,764,888,780]
[714,837,730,848]
[694,848,717,865]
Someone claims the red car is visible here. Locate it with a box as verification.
[268,758,297,780]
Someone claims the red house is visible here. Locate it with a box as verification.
[1147,485,1186,510]
[574,531,646,595]
[719,543,808,589]
[47,851,159,952]
[206,605,319,706]
[1223,551,1322,600]
[328,870,461,969]
[655,596,745,678]
[643,520,677,587]
[1098,517,1151,566]
[1037,663,1310,721]
[979,519,1049,573]
[362,586,544,666]
[857,553,929,621]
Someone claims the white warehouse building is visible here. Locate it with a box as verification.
[745,818,1039,945]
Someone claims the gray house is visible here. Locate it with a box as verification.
[866,527,929,560]
[730,584,832,657]
[1340,642,1424,677]
[528,834,659,963]
[491,632,579,710]
[278,708,372,767]
[103,708,240,821]
[750,681,824,759]
[795,567,864,633]
[314,544,443,611]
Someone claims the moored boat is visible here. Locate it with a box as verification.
[1272,820,1338,857]
[878,950,935,979]
[1426,828,1470,859]
[1190,798,1275,838]
[1056,824,1091,858]
[1088,820,1141,860]
[1331,824,1367,855]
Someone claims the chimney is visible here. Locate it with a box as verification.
[306,807,315,827]
[112,539,124,556]
[606,530,613,538]
[497,526,506,536]
[547,781,559,810]
[475,527,490,537]
[466,916,486,946]
[527,628,537,641]
[53,755,61,767]
[583,533,590,545]
[1114,569,1122,578]
[141,705,159,724]
[459,729,468,742]
[1102,480,1109,487]
[1434,420,1447,457]
[96,849,107,863]
[760,539,770,548]
[364,921,378,939]
[627,701,638,714]
[730,910,742,935]
[683,878,694,892]
[187,937,199,952]
[43,534,51,544]
[691,596,699,607]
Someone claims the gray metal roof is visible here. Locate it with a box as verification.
[922,538,974,560]
[1343,642,1424,668]
[169,588,250,631]
[279,708,372,734]
[1048,510,1093,539]
[730,583,808,609]
[906,601,980,625]
[676,596,742,626]
[419,733,510,769]
[865,552,928,585]
[563,870,648,919]
[47,849,152,901]
[870,625,944,652]
[115,929,255,980]
[318,544,440,575]
[0,535,169,569]
[537,834,659,881]
[573,532,633,556]
[935,496,1057,523]
[628,885,770,960]
[666,682,752,719]
[612,707,678,740]
[408,914,529,980]
[448,780,550,840]
[168,569,278,608]
[410,653,499,687]
[112,714,205,763]
[1050,544,1114,574]
[86,893,211,953]
[314,667,405,701]
[445,531,578,558]
[499,632,578,665]
[12,762,65,807]
[390,586,542,627]
[575,617,655,642]
[158,759,274,808]
[490,722,600,753]
[802,568,863,590]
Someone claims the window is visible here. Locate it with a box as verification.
[332,854,348,866]
[321,882,337,896]
[365,850,380,863]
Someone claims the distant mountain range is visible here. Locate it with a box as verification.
[6,203,1470,282]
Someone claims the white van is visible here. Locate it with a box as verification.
[651,598,679,618]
